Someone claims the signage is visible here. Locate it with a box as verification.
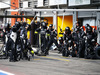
[0,1,10,8]
[37,0,44,7]
[69,0,90,6]
[23,1,28,8]
[49,0,67,6]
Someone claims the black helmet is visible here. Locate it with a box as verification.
[15,22,19,25]
[76,21,80,25]
[86,26,92,33]
[12,26,17,32]
[15,22,21,29]
[85,24,90,29]
[41,22,47,29]
[22,22,27,27]
[5,23,11,31]
[41,22,46,27]
[75,27,80,32]
[49,24,53,28]
[49,24,53,27]
[65,27,70,31]
[76,21,82,27]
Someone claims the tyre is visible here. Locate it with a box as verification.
[84,49,88,59]
[78,48,84,58]
[71,49,76,57]
[62,48,66,56]
[94,46,100,59]
[78,41,85,58]
[84,48,91,59]
[17,54,21,61]
[28,56,30,61]
[58,45,62,53]
[66,50,70,57]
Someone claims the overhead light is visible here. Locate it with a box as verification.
[44,11,47,14]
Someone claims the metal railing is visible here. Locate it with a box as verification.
[91,0,100,4]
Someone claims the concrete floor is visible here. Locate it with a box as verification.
[0,51,100,75]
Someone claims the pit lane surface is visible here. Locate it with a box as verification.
[0,51,100,75]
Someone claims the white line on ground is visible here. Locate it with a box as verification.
[0,70,15,75]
